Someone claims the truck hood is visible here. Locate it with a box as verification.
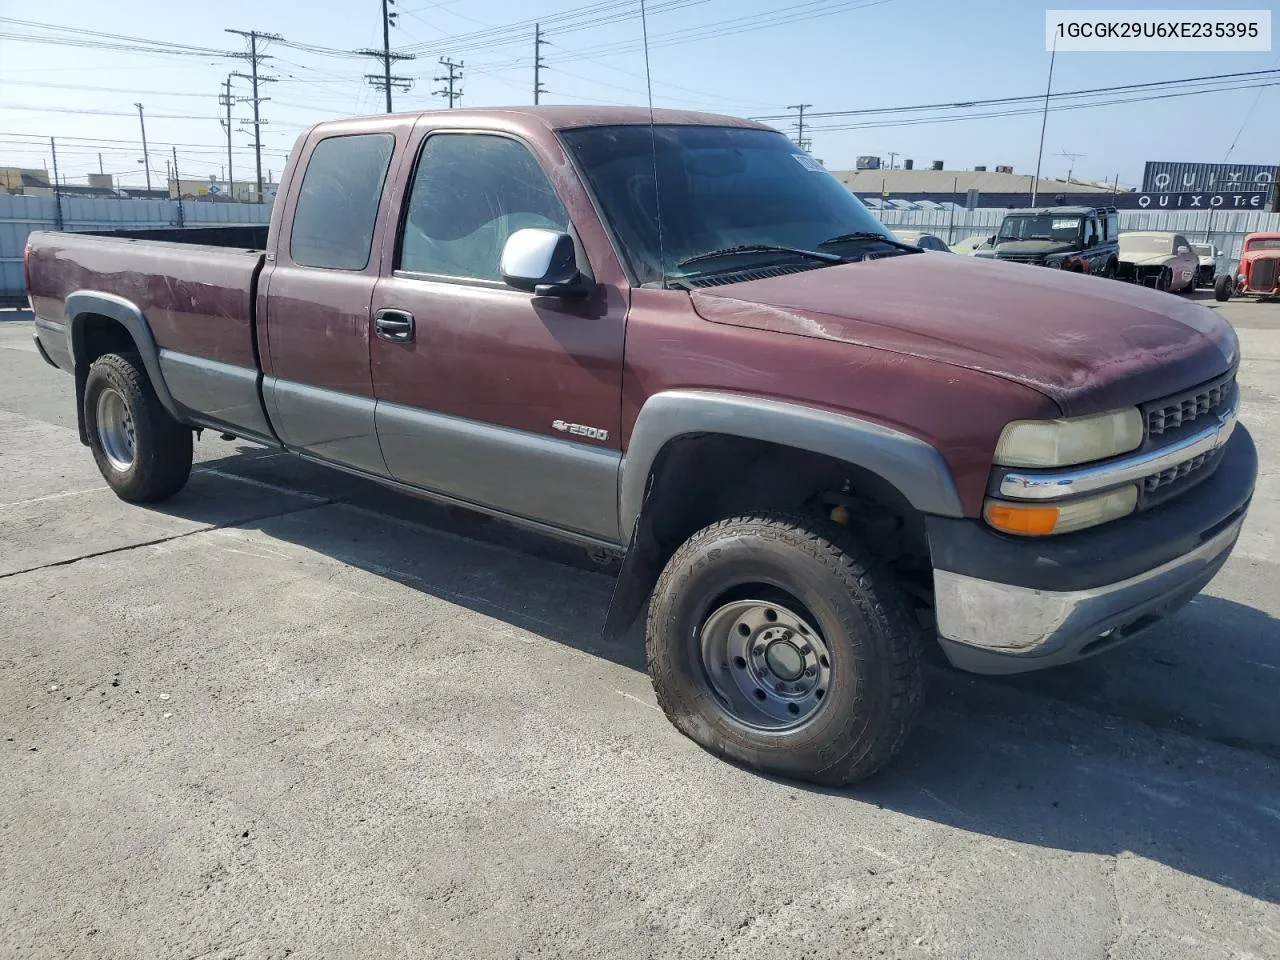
[993,240,1076,258]
[689,254,1236,416]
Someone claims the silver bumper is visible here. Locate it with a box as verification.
[932,515,1243,675]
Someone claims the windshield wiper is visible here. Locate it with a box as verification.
[676,244,843,268]
[817,231,919,252]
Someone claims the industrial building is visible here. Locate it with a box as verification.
[832,160,1127,208]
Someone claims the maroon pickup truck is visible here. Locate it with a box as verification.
[25,107,1255,784]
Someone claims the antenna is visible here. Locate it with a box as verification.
[640,0,665,288]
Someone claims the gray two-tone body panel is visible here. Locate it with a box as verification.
[160,351,276,443]
[619,389,965,536]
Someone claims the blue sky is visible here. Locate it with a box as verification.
[0,0,1275,188]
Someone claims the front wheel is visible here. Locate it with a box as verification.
[1214,274,1233,302]
[84,352,193,502]
[645,513,924,786]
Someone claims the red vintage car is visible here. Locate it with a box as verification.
[1215,231,1280,300]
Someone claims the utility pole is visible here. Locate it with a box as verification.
[533,23,548,104]
[1031,32,1057,207]
[887,150,899,170]
[219,75,234,199]
[1056,148,1084,185]
[98,153,103,175]
[227,29,280,203]
[434,58,463,108]
[172,146,185,227]
[359,0,415,112]
[787,103,812,150]
[50,137,63,231]
[134,102,151,192]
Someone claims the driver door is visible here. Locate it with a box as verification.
[369,127,627,542]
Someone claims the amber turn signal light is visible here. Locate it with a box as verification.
[984,501,1060,536]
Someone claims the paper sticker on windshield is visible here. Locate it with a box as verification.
[793,154,824,172]
[1051,218,1078,229]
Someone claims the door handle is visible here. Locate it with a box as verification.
[375,309,415,343]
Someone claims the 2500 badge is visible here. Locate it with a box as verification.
[552,420,610,441]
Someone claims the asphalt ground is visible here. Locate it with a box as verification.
[1,293,1277,960]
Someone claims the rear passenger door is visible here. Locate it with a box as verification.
[368,127,627,542]
[261,124,403,474]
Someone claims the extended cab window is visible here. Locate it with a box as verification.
[399,134,568,282]
[290,134,394,270]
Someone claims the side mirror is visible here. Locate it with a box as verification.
[500,228,592,298]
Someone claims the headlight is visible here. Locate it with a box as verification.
[984,485,1139,537]
[994,409,1143,468]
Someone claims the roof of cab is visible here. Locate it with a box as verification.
[311,105,771,134]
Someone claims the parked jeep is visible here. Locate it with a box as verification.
[1118,231,1199,293]
[987,205,1120,276]
[1215,231,1280,301]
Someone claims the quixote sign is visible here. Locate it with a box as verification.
[1113,191,1271,210]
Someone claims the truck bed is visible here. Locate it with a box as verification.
[26,230,266,371]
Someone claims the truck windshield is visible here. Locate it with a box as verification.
[560,125,894,285]
[997,215,1083,243]
[1246,238,1280,251]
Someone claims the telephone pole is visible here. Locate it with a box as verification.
[50,137,63,230]
[887,150,900,170]
[133,102,151,192]
[359,0,415,113]
[218,75,234,199]
[787,103,812,151]
[226,29,280,204]
[533,23,548,104]
[434,58,463,108]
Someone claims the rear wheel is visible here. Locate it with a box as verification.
[645,513,924,786]
[1214,274,1233,302]
[84,352,192,502]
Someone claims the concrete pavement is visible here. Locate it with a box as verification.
[1,302,1278,959]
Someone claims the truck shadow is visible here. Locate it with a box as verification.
[162,445,1280,906]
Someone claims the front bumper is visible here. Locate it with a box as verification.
[927,425,1256,675]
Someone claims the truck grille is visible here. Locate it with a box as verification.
[1252,257,1277,291]
[996,254,1045,265]
[1146,374,1233,438]
[1144,449,1215,493]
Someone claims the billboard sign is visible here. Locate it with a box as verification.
[1113,191,1271,210]
[1141,161,1277,194]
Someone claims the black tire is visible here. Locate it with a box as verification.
[84,352,193,502]
[1214,274,1233,302]
[645,513,923,786]
[1156,267,1172,292]
[1103,260,1118,280]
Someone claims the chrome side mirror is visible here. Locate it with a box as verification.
[500,228,591,298]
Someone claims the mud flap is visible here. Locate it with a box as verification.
[602,511,665,643]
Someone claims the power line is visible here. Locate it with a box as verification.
[751,68,1280,121]
[804,80,1280,132]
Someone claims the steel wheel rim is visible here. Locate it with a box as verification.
[699,598,833,732]
[96,387,136,472]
